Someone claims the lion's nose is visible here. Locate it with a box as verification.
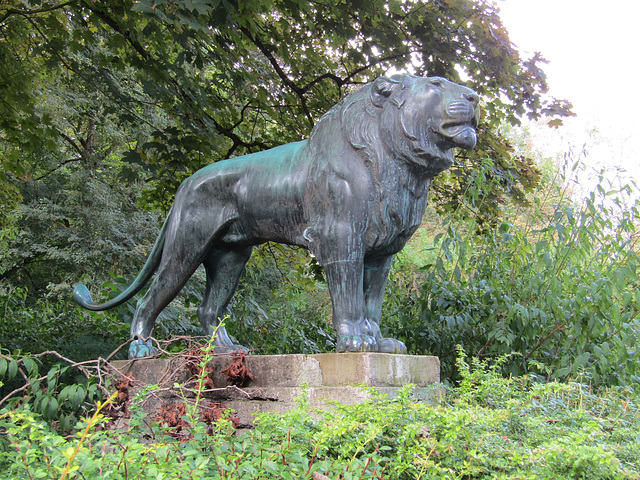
[465,92,479,105]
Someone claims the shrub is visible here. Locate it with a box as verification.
[386,159,640,389]
[0,287,128,360]
[0,351,638,479]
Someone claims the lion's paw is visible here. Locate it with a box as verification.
[377,337,407,354]
[337,334,377,353]
[211,328,249,354]
[128,338,158,359]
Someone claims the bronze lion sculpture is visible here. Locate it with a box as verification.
[74,73,479,358]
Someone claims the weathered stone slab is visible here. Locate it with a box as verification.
[111,353,441,428]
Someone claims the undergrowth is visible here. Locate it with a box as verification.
[385,156,640,388]
[0,350,638,479]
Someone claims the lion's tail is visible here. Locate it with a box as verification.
[73,217,169,311]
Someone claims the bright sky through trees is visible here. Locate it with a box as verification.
[497,0,640,189]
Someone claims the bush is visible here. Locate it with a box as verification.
[386,159,640,389]
[0,287,128,360]
[0,351,638,479]
[224,243,334,355]
[0,353,106,435]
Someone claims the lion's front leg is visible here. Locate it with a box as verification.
[311,173,380,352]
[323,258,378,353]
[363,255,407,354]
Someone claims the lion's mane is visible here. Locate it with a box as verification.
[308,74,447,186]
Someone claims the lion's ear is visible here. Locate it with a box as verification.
[371,76,401,107]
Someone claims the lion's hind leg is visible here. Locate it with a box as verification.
[128,210,236,359]
[199,246,253,353]
[128,253,203,358]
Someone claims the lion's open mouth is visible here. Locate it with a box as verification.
[439,121,477,149]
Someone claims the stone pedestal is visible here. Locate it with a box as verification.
[112,353,441,428]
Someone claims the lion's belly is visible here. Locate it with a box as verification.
[221,208,309,247]
[216,144,312,247]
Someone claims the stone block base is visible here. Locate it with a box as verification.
[111,353,441,428]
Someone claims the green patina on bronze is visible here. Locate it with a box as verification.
[73,74,479,359]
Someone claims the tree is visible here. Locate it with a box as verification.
[0,0,572,355]
[2,0,571,209]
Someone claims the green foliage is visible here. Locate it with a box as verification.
[3,171,160,293]
[0,352,107,435]
[0,287,128,360]
[223,244,334,354]
[1,351,638,479]
[433,150,544,227]
[1,0,567,213]
[386,158,640,388]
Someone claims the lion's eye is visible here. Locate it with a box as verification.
[430,78,444,87]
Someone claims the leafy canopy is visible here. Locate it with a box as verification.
[1,0,571,214]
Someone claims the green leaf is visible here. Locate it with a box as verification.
[47,367,59,391]
[59,385,72,402]
[72,386,86,411]
[23,357,37,377]
[41,396,49,416]
[31,378,42,393]
[553,366,571,378]
[7,360,18,381]
[46,397,59,420]
[60,414,71,432]
[131,2,155,14]
[574,352,590,368]
[263,460,279,474]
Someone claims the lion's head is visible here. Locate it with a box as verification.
[312,74,479,178]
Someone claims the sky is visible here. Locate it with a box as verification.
[496,0,640,194]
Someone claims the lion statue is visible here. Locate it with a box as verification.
[73,73,479,359]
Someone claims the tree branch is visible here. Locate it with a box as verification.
[299,51,410,94]
[208,114,271,153]
[238,26,301,95]
[230,102,254,130]
[86,5,150,62]
[34,156,84,181]
[238,25,315,127]
[0,0,77,24]
[0,253,43,282]
[24,15,77,74]
[59,131,84,158]
[524,322,568,362]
